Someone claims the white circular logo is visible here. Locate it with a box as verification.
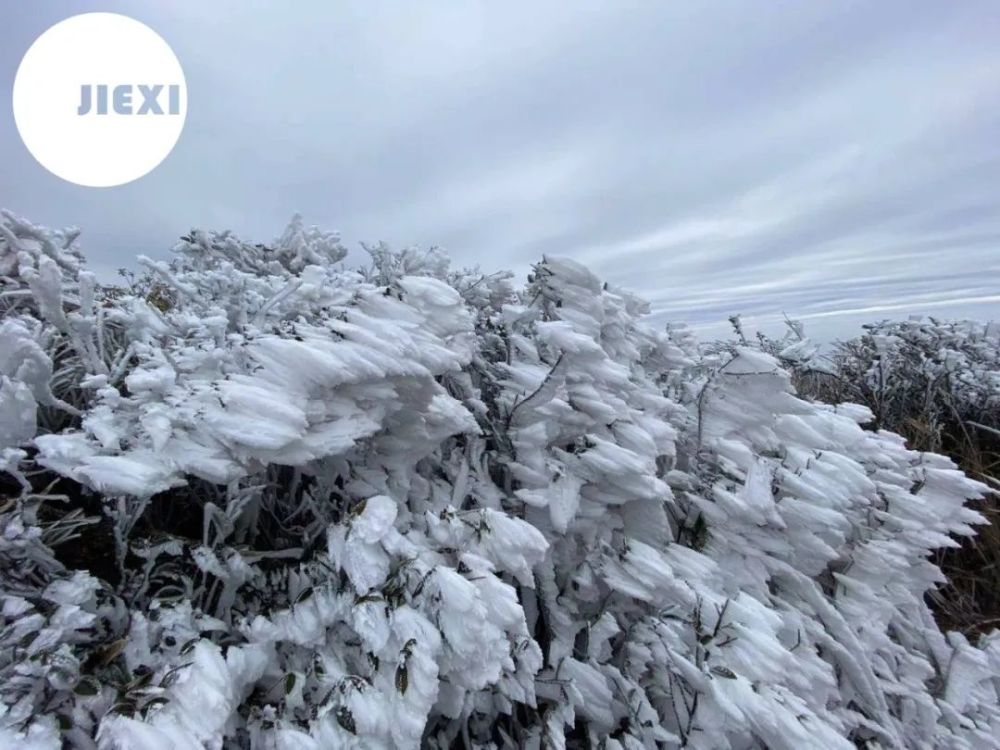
[13,13,187,188]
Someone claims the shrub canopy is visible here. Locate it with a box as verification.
[1,211,998,749]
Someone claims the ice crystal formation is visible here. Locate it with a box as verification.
[1,210,998,749]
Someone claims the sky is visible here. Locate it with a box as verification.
[3,1,999,340]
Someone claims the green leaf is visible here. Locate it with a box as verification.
[113,701,137,717]
[144,696,170,710]
[74,678,99,696]
[160,661,192,688]
[395,663,408,695]
[95,638,127,666]
[130,670,154,691]
[336,705,356,734]
[711,666,737,679]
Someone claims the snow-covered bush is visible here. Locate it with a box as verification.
[2,209,999,748]
[829,319,999,454]
[739,316,1000,456]
[742,316,1000,636]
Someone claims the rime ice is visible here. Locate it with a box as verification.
[0,211,998,749]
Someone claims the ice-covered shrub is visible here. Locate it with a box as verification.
[1,210,999,748]
[743,316,1000,637]
[740,315,1000,456]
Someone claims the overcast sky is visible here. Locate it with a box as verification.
[4,1,999,339]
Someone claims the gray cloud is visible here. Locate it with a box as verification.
[3,0,999,341]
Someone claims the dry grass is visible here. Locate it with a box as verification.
[925,425,1000,637]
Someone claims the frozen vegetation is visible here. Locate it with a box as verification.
[1,210,999,748]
